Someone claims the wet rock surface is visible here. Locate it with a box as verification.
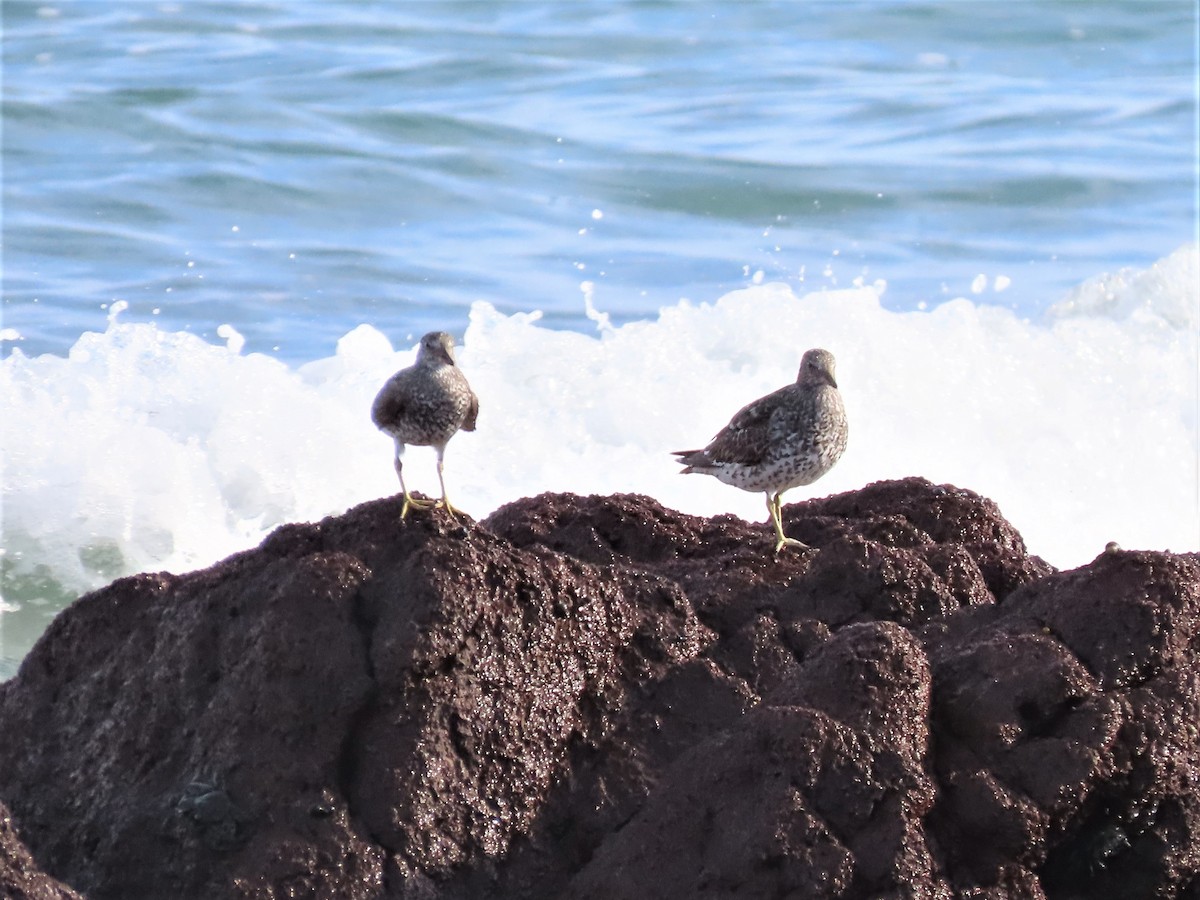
[1,477,1197,899]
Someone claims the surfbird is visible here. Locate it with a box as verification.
[372,331,479,519]
[673,348,848,553]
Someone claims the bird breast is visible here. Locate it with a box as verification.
[374,365,475,447]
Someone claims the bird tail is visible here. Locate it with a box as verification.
[673,449,711,472]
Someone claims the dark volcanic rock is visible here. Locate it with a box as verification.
[925,548,1200,899]
[567,622,937,899]
[1,801,83,900]
[0,478,1197,899]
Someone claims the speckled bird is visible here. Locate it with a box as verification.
[371,331,479,519]
[673,348,848,553]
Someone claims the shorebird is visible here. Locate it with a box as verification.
[371,331,479,519]
[673,348,848,553]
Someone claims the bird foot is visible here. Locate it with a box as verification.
[774,536,812,554]
[441,494,479,526]
[400,494,438,518]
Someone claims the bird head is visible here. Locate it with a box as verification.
[798,348,838,388]
[417,331,457,366]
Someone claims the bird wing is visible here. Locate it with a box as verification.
[695,386,788,466]
[461,388,480,432]
[370,371,410,430]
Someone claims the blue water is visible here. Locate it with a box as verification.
[3,0,1195,363]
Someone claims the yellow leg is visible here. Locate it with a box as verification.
[768,492,809,553]
[395,456,434,518]
[435,454,459,521]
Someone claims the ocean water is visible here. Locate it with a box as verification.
[2,1,1198,677]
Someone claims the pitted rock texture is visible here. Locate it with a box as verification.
[1,477,1197,899]
[1,801,83,900]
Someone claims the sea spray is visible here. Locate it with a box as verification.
[2,245,1197,667]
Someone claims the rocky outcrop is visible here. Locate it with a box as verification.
[1,478,1197,899]
[0,801,84,900]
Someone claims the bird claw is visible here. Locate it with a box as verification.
[773,536,812,553]
[399,493,467,525]
[400,494,438,518]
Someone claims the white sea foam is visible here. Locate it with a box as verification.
[2,245,1198,664]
